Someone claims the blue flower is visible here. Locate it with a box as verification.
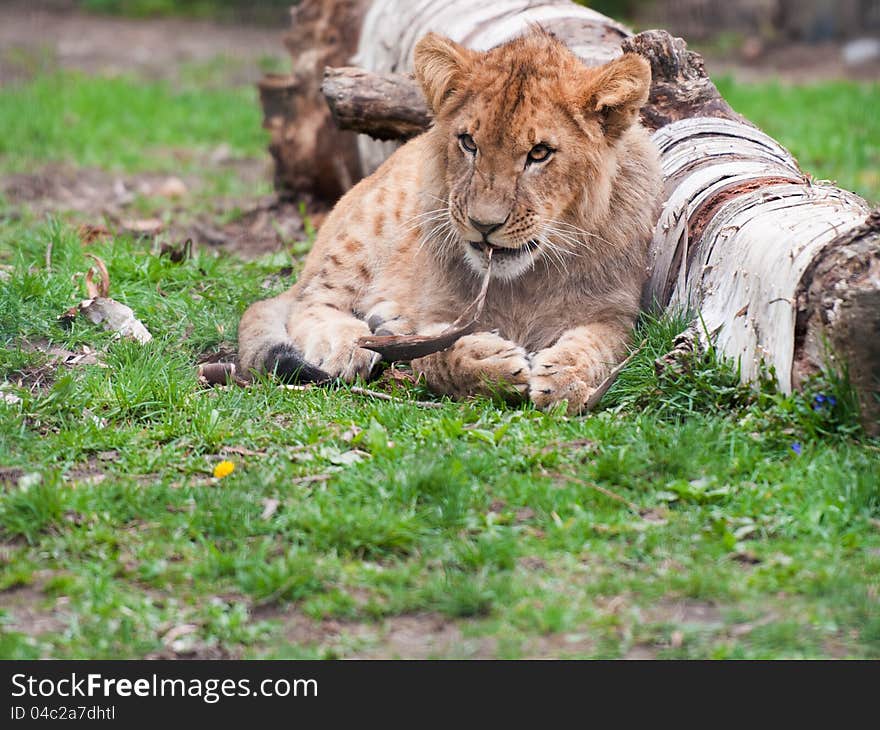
[790,442,802,456]
[812,393,837,411]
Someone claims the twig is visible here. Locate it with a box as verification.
[45,240,53,272]
[198,361,249,387]
[358,249,494,361]
[291,473,332,486]
[348,385,444,409]
[547,471,642,514]
[583,338,647,411]
[220,445,267,457]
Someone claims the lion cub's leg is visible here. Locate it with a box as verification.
[528,322,628,415]
[285,297,379,381]
[364,300,415,336]
[413,329,530,401]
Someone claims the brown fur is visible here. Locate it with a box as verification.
[238,29,662,414]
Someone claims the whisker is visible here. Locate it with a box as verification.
[544,218,616,248]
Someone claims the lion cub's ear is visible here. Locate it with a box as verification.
[582,53,651,141]
[414,33,477,114]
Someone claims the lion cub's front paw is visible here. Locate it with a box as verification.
[528,352,596,415]
[298,320,380,381]
[414,331,530,400]
[365,301,414,336]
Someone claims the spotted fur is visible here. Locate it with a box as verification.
[238,29,662,414]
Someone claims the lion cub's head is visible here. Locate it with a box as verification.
[414,29,655,281]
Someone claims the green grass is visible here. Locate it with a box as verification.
[0,71,266,175]
[716,78,880,203]
[0,59,878,659]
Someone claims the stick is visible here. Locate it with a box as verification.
[198,362,249,387]
[348,385,445,409]
[322,66,431,141]
[358,249,493,361]
[291,473,332,486]
[548,471,642,514]
[583,338,647,411]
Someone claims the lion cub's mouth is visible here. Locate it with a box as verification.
[469,240,539,258]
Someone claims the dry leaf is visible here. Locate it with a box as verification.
[339,425,362,442]
[260,498,280,521]
[62,255,153,343]
[1,390,22,405]
[161,623,199,647]
[77,224,112,245]
[153,177,188,199]
[84,254,110,298]
[121,218,163,236]
[79,298,153,344]
[159,238,193,263]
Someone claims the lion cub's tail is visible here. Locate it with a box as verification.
[237,292,330,383]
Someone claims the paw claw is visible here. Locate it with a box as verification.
[528,351,597,415]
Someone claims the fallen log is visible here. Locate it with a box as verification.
[322,67,430,141]
[263,0,879,431]
[257,0,368,199]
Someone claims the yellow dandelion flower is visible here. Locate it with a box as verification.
[213,460,235,479]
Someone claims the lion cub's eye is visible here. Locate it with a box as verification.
[458,134,477,155]
[527,143,553,165]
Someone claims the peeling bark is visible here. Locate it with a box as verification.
[794,212,880,432]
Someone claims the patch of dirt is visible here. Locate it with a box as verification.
[64,456,107,487]
[258,605,601,658]
[3,162,316,258]
[257,605,498,659]
[197,197,311,259]
[1,581,68,639]
[357,614,496,659]
[0,466,26,485]
[6,339,103,395]
[640,598,724,627]
[624,644,659,660]
[701,41,880,83]
[0,3,285,86]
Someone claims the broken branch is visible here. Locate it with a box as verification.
[358,250,493,361]
[322,66,432,141]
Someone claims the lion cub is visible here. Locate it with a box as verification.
[238,29,661,414]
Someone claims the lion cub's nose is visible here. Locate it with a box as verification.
[468,217,505,237]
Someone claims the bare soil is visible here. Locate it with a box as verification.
[700,40,880,83]
[1,578,69,645]
[2,161,311,258]
[0,3,284,86]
